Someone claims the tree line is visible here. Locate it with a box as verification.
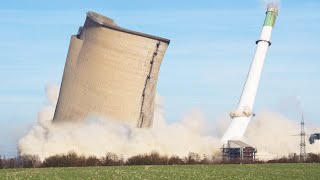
[1,152,319,169]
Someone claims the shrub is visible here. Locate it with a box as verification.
[186,152,202,165]
[18,155,41,168]
[102,153,124,166]
[0,156,3,169]
[126,151,168,165]
[86,155,101,166]
[168,155,185,165]
[306,153,320,163]
[42,152,87,167]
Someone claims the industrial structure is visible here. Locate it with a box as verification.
[53,11,170,127]
[309,133,320,144]
[221,5,279,143]
[300,115,307,160]
[221,140,257,161]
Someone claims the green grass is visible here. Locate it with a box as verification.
[0,164,319,180]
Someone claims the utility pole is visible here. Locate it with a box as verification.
[300,115,306,161]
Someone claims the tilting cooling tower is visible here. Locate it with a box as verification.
[53,12,170,127]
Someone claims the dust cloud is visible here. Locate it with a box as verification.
[18,84,221,160]
[18,84,320,160]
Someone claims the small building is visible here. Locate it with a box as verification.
[221,140,257,161]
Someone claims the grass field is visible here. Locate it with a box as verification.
[0,163,319,180]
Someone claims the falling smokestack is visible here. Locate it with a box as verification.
[222,6,279,143]
[53,12,170,128]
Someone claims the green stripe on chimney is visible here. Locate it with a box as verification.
[263,11,277,27]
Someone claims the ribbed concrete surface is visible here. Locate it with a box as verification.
[53,12,170,127]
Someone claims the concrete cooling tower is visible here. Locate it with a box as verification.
[53,11,170,128]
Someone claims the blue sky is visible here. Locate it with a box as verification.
[1,0,320,156]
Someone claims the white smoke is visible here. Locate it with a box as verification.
[262,0,280,9]
[19,84,320,161]
[18,84,221,160]
[245,111,320,160]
